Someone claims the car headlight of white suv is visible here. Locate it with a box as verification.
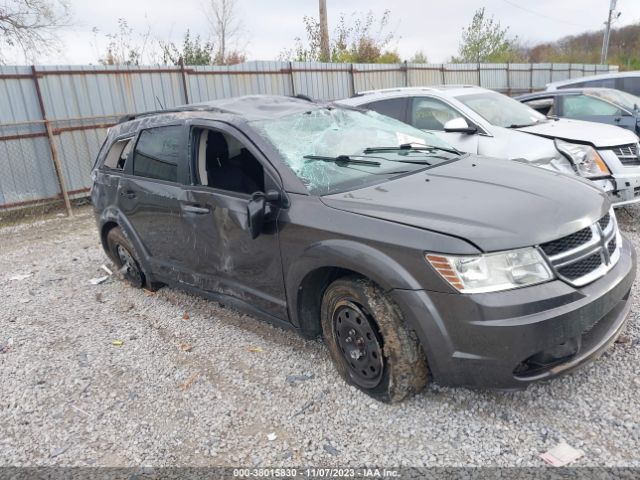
[555,139,610,178]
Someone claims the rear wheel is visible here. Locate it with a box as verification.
[321,275,429,403]
[106,227,145,289]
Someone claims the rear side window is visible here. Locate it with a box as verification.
[102,138,133,171]
[132,125,183,182]
[620,77,640,96]
[363,98,407,122]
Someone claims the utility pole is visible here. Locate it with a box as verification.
[319,0,330,62]
[601,0,617,64]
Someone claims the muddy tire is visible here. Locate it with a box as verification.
[321,275,429,403]
[105,227,147,289]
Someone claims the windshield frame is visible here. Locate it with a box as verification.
[249,107,463,196]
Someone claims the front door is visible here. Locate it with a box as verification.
[181,123,288,319]
[409,97,480,153]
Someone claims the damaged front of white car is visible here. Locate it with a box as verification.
[340,86,640,207]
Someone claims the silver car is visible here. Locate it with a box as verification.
[339,86,640,207]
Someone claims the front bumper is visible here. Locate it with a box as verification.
[609,174,640,207]
[393,236,636,389]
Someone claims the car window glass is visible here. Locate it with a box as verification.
[523,97,555,116]
[620,77,640,96]
[456,92,546,128]
[562,95,621,117]
[411,97,460,130]
[363,98,406,121]
[132,125,182,182]
[194,128,264,195]
[103,138,133,170]
[251,108,459,195]
[584,78,616,89]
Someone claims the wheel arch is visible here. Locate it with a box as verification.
[286,240,422,337]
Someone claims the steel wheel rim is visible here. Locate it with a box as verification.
[332,299,384,389]
[117,244,142,285]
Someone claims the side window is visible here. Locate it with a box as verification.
[523,97,555,116]
[620,77,640,96]
[132,125,183,182]
[363,98,407,121]
[584,78,616,89]
[102,138,133,171]
[561,95,622,118]
[411,97,461,131]
[194,128,264,195]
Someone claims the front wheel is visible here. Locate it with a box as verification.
[320,275,429,403]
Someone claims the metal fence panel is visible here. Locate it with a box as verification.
[0,62,617,211]
[353,63,405,92]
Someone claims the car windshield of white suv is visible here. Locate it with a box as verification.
[251,108,461,195]
[456,92,547,128]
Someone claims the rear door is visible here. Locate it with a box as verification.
[117,123,193,276]
[181,121,288,319]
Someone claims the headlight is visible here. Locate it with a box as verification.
[426,248,554,293]
[555,139,610,178]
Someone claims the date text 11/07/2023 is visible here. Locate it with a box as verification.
[232,468,401,478]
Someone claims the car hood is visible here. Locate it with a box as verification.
[517,118,637,148]
[321,156,609,252]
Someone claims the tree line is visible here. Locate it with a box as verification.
[1,1,637,68]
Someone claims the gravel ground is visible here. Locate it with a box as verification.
[1,205,640,467]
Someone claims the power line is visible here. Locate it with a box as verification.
[501,0,597,29]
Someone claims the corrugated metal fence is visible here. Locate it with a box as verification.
[0,61,615,213]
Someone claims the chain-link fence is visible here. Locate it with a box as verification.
[0,62,616,221]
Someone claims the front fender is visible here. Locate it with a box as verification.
[286,239,423,328]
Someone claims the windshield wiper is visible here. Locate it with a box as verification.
[303,155,381,166]
[363,143,461,155]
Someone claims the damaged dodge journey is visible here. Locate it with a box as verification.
[91,95,636,403]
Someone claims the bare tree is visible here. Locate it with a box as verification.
[205,0,244,64]
[0,0,72,62]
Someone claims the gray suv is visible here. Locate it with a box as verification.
[91,95,636,402]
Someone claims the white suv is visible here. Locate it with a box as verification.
[339,86,640,207]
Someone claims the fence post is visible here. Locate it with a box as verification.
[31,65,73,217]
[179,57,190,104]
[477,62,481,87]
[403,60,409,87]
[440,65,445,85]
[529,64,534,92]
[506,62,510,95]
[289,61,296,96]
[349,63,356,96]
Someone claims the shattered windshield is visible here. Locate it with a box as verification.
[251,108,460,195]
[456,92,547,128]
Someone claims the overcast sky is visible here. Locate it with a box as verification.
[23,0,640,64]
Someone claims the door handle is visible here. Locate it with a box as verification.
[182,204,210,215]
[120,190,137,199]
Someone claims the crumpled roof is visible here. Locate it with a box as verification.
[185,95,327,121]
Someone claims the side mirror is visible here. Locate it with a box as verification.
[246,189,283,239]
[444,117,477,134]
[247,193,266,239]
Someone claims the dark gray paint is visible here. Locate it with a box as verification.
[91,95,636,389]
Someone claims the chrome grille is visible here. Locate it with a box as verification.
[539,210,621,287]
[612,144,640,166]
